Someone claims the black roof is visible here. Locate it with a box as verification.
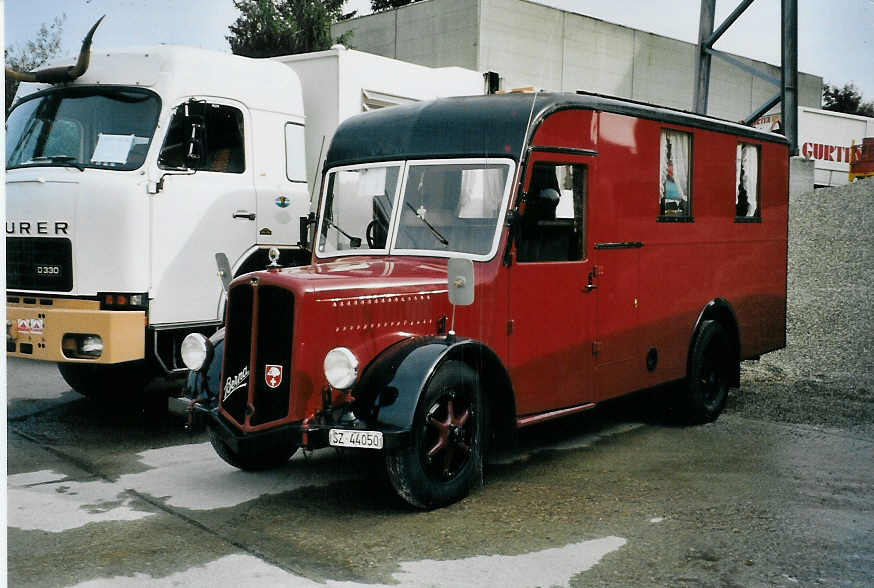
[324,92,788,169]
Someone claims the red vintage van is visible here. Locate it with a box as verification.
[185,92,788,509]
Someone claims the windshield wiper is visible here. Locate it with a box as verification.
[405,202,449,246]
[29,155,85,172]
[324,217,362,248]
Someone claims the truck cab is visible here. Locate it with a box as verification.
[6,46,310,397]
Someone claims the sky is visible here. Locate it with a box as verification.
[3,0,874,102]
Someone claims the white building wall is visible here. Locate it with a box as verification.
[560,12,635,98]
[336,9,400,59]
[477,0,564,91]
[396,0,479,68]
[334,0,479,69]
[628,30,694,111]
[333,0,823,123]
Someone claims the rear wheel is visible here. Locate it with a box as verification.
[385,360,484,509]
[208,427,297,471]
[685,320,732,424]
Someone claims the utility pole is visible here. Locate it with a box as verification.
[692,0,715,114]
[781,0,799,155]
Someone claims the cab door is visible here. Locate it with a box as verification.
[507,155,594,417]
[149,99,256,325]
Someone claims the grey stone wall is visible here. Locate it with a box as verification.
[333,0,823,122]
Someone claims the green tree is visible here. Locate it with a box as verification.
[371,0,424,11]
[227,0,354,58]
[822,83,874,118]
[5,15,66,112]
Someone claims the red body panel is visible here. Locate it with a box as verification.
[224,104,788,431]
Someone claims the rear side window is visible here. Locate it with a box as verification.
[658,129,693,221]
[285,123,306,182]
[736,142,760,221]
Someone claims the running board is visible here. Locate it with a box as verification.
[517,402,597,427]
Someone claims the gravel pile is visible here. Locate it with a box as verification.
[729,177,874,434]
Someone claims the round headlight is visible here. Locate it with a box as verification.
[181,333,212,371]
[324,347,358,390]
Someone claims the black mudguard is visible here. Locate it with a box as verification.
[353,336,514,435]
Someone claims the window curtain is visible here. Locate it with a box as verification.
[660,130,690,204]
[458,168,503,218]
[736,144,758,217]
[670,131,690,201]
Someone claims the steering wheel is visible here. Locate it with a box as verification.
[366,220,381,249]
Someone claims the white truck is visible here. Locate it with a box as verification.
[5,29,485,399]
[758,107,874,187]
[797,107,874,187]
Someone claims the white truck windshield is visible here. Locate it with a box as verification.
[317,159,512,260]
[6,87,160,171]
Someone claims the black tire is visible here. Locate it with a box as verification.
[685,320,732,424]
[208,426,297,471]
[58,360,152,401]
[385,360,484,509]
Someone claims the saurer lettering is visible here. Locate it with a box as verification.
[6,221,70,235]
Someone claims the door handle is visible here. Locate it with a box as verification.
[233,210,256,220]
[584,270,597,292]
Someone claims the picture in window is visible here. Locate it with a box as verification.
[736,143,760,218]
[659,129,692,217]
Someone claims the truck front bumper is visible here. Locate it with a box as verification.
[7,297,144,363]
[190,402,411,455]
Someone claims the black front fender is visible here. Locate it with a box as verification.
[354,336,514,434]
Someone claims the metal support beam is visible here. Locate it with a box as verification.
[693,0,716,114]
[782,0,799,154]
[706,0,756,47]
[706,47,780,86]
[743,92,781,125]
[693,0,799,153]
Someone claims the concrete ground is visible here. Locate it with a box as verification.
[6,356,873,587]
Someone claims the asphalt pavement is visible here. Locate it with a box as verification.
[6,357,874,587]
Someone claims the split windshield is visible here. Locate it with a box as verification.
[6,86,161,171]
[317,159,513,260]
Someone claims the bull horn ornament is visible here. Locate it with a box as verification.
[5,16,105,84]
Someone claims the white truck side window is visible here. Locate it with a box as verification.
[159,103,245,173]
[285,123,306,182]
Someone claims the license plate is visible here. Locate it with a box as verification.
[329,429,383,449]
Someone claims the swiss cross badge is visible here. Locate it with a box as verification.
[264,364,283,388]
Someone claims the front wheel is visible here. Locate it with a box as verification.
[385,360,484,509]
[208,427,297,471]
[685,320,732,424]
[58,360,152,401]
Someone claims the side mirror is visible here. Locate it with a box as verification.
[298,212,316,248]
[214,253,232,292]
[447,258,474,306]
